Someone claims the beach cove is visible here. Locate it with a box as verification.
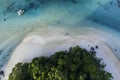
[0,0,120,80]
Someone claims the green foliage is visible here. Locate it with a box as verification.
[9,46,113,80]
[9,63,30,80]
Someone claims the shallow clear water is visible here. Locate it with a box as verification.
[0,0,120,69]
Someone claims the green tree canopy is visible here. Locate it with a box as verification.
[9,46,113,80]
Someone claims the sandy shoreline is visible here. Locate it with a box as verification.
[0,0,120,80]
[1,27,120,80]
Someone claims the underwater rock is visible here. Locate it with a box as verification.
[29,2,35,9]
[71,0,78,4]
[3,19,6,21]
[66,33,69,35]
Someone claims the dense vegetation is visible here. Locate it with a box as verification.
[9,46,112,80]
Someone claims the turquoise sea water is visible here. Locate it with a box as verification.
[0,0,120,70]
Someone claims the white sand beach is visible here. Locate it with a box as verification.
[1,26,120,80]
[0,0,120,80]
